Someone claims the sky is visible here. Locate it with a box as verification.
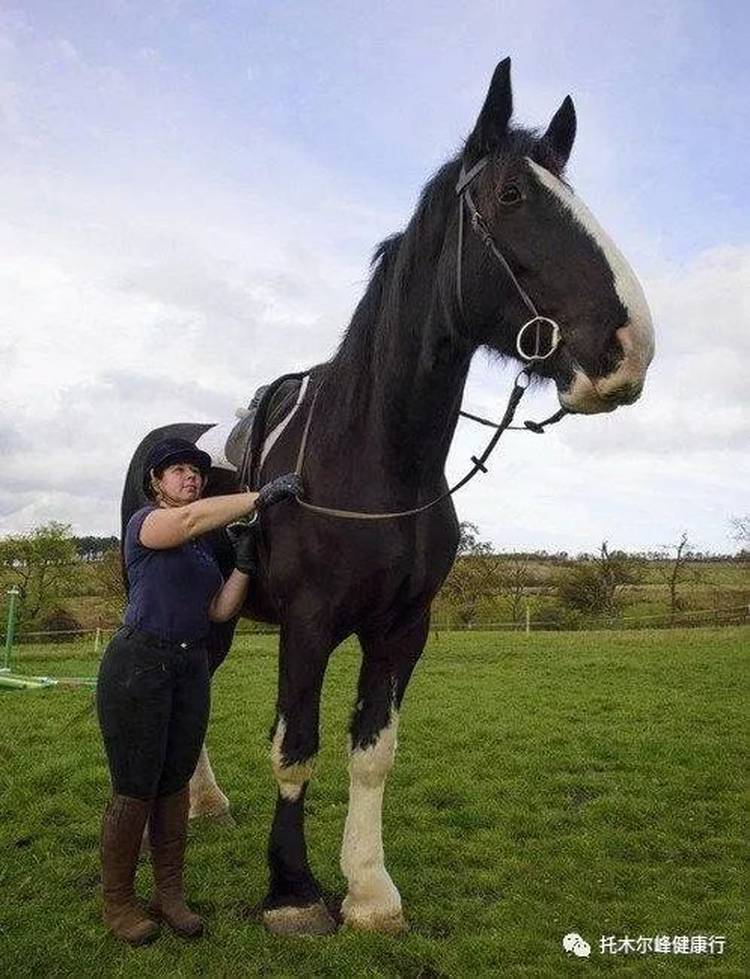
[0,0,748,554]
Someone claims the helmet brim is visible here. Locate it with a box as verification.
[153,447,212,474]
[142,447,212,497]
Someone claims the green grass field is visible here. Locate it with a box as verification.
[1,628,747,977]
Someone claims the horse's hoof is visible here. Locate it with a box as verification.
[344,914,409,935]
[207,810,236,828]
[262,900,338,936]
[188,806,234,826]
[342,909,409,934]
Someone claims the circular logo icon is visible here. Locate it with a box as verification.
[563,932,591,957]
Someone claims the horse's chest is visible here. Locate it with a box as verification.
[265,512,456,612]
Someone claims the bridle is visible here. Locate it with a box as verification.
[455,154,562,364]
[289,153,571,520]
[455,154,600,392]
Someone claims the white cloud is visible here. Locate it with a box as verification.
[0,152,378,535]
[0,4,746,552]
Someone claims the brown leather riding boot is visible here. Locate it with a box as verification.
[148,786,204,937]
[100,795,161,946]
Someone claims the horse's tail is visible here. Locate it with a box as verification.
[119,421,243,675]
[120,422,217,594]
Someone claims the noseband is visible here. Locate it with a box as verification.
[455,155,561,362]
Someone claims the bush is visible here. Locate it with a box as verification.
[558,564,612,614]
[37,606,83,641]
[532,603,582,631]
[557,543,643,618]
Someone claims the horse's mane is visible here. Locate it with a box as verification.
[319,156,458,426]
[322,126,563,420]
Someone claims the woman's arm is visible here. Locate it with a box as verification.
[140,492,259,549]
[208,569,250,622]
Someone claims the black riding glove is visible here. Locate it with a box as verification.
[226,519,258,575]
[255,472,303,511]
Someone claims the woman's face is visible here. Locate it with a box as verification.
[154,462,207,506]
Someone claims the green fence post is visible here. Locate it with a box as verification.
[3,587,20,673]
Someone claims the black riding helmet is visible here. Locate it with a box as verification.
[142,437,212,498]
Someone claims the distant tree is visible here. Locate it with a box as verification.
[729,515,749,547]
[441,522,503,626]
[0,522,77,629]
[558,541,642,617]
[497,553,537,623]
[456,521,493,558]
[648,532,699,624]
[74,535,119,561]
[93,549,127,617]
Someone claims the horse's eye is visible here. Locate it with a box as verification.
[499,185,522,206]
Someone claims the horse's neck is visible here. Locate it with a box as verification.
[320,301,473,490]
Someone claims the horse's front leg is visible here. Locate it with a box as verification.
[340,613,429,933]
[188,742,232,822]
[262,619,337,936]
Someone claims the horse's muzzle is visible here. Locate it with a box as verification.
[558,322,653,415]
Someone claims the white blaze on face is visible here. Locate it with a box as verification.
[526,158,655,411]
[271,716,315,802]
[340,711,404,931]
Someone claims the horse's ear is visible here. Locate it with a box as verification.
[466,57,513,159]
[544,95,576,165]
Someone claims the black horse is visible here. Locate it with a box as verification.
[122,59,654,935]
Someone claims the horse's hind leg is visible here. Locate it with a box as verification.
[188,627,236,821]
[142,742,231,854]
[340,613,429,933]
[262,619,337,936]
[188,742,232,823]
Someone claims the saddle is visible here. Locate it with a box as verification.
[197,372,308,490]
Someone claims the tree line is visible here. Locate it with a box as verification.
[439,520,749,629]
[0,519,747,635]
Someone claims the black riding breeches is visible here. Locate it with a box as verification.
[96,627,210,800]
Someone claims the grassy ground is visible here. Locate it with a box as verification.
[1,628,747,977]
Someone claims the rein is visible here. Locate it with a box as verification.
[290,153,570,521]
[292,370,564,521]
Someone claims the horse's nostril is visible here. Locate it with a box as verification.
[620,382,643,404]
[603,378,643,406]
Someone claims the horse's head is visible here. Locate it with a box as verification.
[453,58,654,414]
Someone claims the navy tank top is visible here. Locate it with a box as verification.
[123,505,224,643]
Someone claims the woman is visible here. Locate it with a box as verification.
[96,436,299,945]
